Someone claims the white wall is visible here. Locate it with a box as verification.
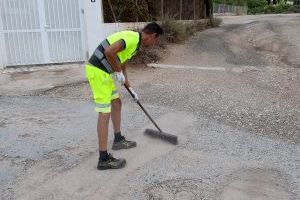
[83,0,104,57]
[83,0,147,57]
[0,8,6,69]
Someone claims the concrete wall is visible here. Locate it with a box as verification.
[0,8,6,69]
[83,0,146,58]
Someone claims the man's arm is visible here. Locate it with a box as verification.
[122,63,139,101]
[104,40,125,72]
[121,62,130,87]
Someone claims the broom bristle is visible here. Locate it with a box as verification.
[144,129,178,145]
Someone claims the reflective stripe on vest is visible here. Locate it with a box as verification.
[101,40,110,49]
[101,59,114,74]
[95,103,111,108]
[101,39,121,66]
[94,49,104,60]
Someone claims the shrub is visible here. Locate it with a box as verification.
[130,18,222,65]
[248,0,267,14]
[160,17,222,43]
[264,5,276,13]
[160,19,189,43]
[287,5,300,13]
[248,6,264,14]
[208,17,222,28]
[248,0,267,9]
[274,3,290,13]
[263,2,291,14]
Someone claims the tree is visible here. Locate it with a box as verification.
[103,0,150,23]
[205,0,213,18]
[107,0,117,22]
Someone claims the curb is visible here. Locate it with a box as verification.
[0,63,85,75]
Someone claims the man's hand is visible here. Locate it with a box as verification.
[124,79,130,88]
[128,87,139,102]
[112,71,125,85]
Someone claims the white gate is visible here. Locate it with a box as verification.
[0,0,85,67]
[213,3,248,15]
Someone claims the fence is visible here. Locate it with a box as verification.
[103,0,207,23]
[0,0,86,67]
[213,3,248,15]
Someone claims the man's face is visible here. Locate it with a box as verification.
[145,33,159,46]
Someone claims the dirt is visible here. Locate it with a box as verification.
[163,14,300,69]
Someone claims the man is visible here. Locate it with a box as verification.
[86,22,163,170]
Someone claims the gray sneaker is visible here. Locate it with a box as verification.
[97,154,126,170]
[112,136,137,150]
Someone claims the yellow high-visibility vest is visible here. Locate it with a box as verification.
[106,31,141,64]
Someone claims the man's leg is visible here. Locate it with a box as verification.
[97,111,126,170]
[98,112,110,152]
[111,98,121,134]
[111,98,137,150]
[86,64,126,170]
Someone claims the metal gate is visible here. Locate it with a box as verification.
[0,0,85,66]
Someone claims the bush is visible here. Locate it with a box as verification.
[160,19,189,43]
[274,3,290,13]
[208,17,222,28]
[287,5,300,12]
[249,1,291,14]
[248,0,267,9]
[130,17,222,65]
[160,17,222,43]
[247,0,267,14]
[264,5,276,13]
[263,3,291,14]
[248,6,265,14]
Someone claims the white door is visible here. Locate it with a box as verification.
[44,0,85,63]
[0,0,85,66]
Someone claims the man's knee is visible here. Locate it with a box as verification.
[112,98,122,108]
[98,112,110,123]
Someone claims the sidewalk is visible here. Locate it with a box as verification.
[0,63,86,96]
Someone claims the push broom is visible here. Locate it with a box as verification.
[124,84,178,145]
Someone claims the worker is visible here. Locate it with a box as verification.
[85,22,163,170]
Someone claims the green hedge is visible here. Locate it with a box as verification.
[247,0,267,14]
[248,0,293,14]
[263,3,290,13]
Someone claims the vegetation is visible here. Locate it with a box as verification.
[130,17,222,64]
[288,4,300,12]
[103,0,151,23]
[103,0,215,23]
[160,17,222,43]
[247,0,300,14]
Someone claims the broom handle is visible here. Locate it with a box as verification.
[124,84,163,132]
